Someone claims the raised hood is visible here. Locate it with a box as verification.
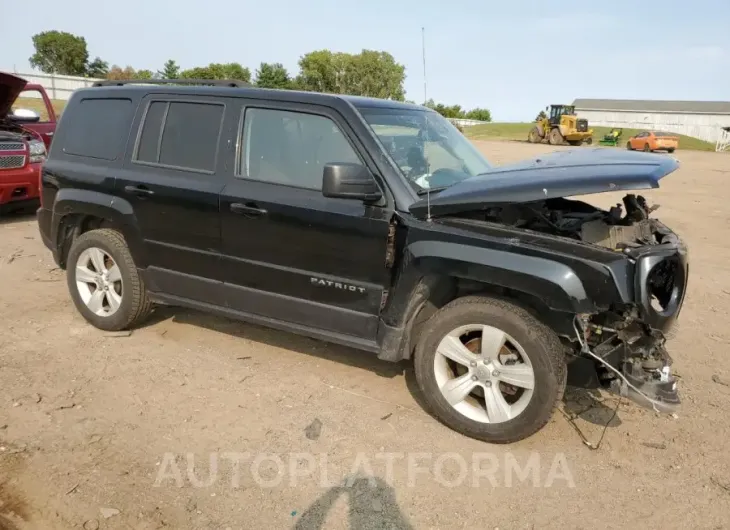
[410,148,680,218]
[0,72,28,118]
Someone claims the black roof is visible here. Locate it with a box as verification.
[82,80,427,112]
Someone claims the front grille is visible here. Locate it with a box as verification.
[576,119,588,132]
[0,155,26,169]
[0,142,24,151]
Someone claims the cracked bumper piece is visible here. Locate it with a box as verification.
[610,353,681,414]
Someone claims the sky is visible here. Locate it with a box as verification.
[2,0,729,121]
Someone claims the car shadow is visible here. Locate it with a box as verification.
[562,357,623,428]
[145,305,408,379]
[0,209,37,226]
[293,475,413,530]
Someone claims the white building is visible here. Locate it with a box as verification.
[572,98,730,145]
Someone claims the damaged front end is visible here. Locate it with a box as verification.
[443,191,689,414]
[576,310,681,414]
[410,149,689,414]
[572,205,688,414]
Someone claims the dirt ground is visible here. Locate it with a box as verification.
[2,141,730,530]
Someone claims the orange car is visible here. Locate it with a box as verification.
[627,131,678,153]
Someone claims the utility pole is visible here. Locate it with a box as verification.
[422,27,427,104]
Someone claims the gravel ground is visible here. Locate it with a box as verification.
[1,141,730,530]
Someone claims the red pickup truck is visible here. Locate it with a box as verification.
[1,72,57,213]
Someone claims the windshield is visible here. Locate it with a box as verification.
[357,106,492,192]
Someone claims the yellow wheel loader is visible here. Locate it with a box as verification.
[528,105,593,146]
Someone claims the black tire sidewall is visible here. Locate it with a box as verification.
[414,299,563,443]
[66,231,137,331]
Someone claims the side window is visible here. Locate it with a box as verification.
[62,98,133,160]
[240,107,360,189]
[16,89,50,121]
[135,100,224,173]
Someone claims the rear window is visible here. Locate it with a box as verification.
[135,100,224,173]
[62,98,133,160]
[654,131,676,137]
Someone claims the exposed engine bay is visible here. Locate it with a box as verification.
[465,193,664,251]
[0,119,37,142]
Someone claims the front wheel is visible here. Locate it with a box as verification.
[413,296,567,444]
[668,148,675,153]
[643,143,651,152]
[527,127,542,143]
[66,228,153,331]
[626,141,633,150]
[548,128,564,145]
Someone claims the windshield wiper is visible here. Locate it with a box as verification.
[416,186,449,196]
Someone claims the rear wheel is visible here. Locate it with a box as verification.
[548,128,564,146]
[668,148,675,153]
[527,127,542,144]
[643,143,651,152]
[66,228,153,331]
[413,296,567,443]
[585,137,593,145]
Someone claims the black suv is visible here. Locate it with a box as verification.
[37,80,688,443]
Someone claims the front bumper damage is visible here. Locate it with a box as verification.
[579,229,688,414]
[576,316,681,414]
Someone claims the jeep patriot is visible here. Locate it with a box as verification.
[36,79,688,443]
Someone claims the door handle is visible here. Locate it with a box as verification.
[230,202,267,216]
[124,185,155,197]
[47,132,54,137]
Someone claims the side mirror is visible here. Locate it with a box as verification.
[10,108,41,123]
[322,163,382,202]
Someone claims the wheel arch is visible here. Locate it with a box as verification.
[378,243,587,361]
[51,189,144,269]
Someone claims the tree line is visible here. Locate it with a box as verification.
[28,30,491,122]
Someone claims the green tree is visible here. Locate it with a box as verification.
[86,57,109,78]
[343,50,405,100]
[465,108,491,122]
[535,110,547,121]
[159,59,180,79]
[180,63,251,82]
[295,50,339,93]
[29,30,89,76]
[136,69,154,80]
[296,49,405,100]
[255,62,292,89]
[431,103,464,119]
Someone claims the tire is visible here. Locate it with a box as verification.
[668,148,675,153]
[548,128,564,146]
[643,143,651,152]
[413,296,567,444]
[66,228,153,331]
[567,140,582,146]
[585,137,593,145]
[626,141,633,150]
[527,127,542,144]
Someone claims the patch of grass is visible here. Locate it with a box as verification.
[14,97,67,120]
[465,122,716,152]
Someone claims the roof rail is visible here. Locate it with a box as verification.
[91,79,250,88]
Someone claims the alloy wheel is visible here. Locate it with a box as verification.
[75,247,123,317]
[433,324,535,423]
